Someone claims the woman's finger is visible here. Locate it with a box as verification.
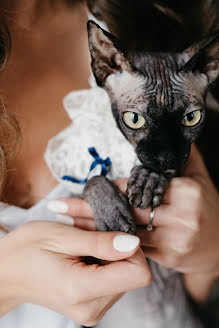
[48,195,186,228]
[43,224,141,261]
[134,201,197,231]
[141,246,171,265]
[47,198,93,217]
[73,217,95,231]
[49,194,194,231]
[137,226,191,254]
[42,222,151,299]
[53,199,177,229]
[141,246,182,269]
[48,173,202,232]
[76,248,151,300]
[114,178,202,227]
[133,204,175,227]
[55,214,74,225]
[55,214,95,231]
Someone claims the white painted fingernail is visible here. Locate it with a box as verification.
[47,200,68,213]
[56,214,74,226]
[113,235,140,252]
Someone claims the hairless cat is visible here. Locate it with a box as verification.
[83,21,219,235]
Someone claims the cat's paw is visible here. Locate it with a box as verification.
[83,176,136,234]
[95,197,136,234]
[127,165,174,210]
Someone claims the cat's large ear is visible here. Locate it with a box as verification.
[87,20,132,86]
[179,30,219,89]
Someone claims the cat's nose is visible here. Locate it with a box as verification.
[157,151,177,169]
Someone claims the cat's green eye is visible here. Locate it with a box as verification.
[182,110,201,127]
[123,112,146,129]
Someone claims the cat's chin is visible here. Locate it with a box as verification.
[139,161,177,175]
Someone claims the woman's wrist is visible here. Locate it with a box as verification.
[183,271,219,305]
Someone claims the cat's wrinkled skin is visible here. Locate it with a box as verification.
[83,20,219,232]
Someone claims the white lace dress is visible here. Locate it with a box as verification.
[0,81,204,328]
[45,78,140,196]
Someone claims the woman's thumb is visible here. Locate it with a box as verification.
[47,224,140,261]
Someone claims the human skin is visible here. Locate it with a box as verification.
[0,0,151,323]
[0,0,92,207]
[55,145,219,304]
[0,221,151,326]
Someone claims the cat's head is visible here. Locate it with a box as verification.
[87,20,219,173]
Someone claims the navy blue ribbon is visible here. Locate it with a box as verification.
[62,147,111,184]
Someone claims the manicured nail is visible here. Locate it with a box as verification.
[47,200,68,213]
[113,235,140,252]
[56,214,74,226]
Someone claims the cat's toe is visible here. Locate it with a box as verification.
[152,194,162,207]
[152,175,169,207]
[127,165,150,208]
[115,206,136,234]
[128,188,143,208]
[127,166,176,210]
[104,210,136,234]
[119,218,136,234]
[140,172,159,209]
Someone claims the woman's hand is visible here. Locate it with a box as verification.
[56,145,219,303]
[134,145,219,303]
[0,221,151,326]
[133,145,219,274]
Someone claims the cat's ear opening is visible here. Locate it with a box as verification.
[179,30,219,89]
[87,20,132,86]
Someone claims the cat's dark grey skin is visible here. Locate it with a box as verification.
[83,20,219,233]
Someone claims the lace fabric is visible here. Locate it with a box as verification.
[44,81,140,195]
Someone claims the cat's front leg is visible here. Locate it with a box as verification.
[127,165,176,209]
[83,176,136,234]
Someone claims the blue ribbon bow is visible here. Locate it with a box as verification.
[62,147,111,184]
